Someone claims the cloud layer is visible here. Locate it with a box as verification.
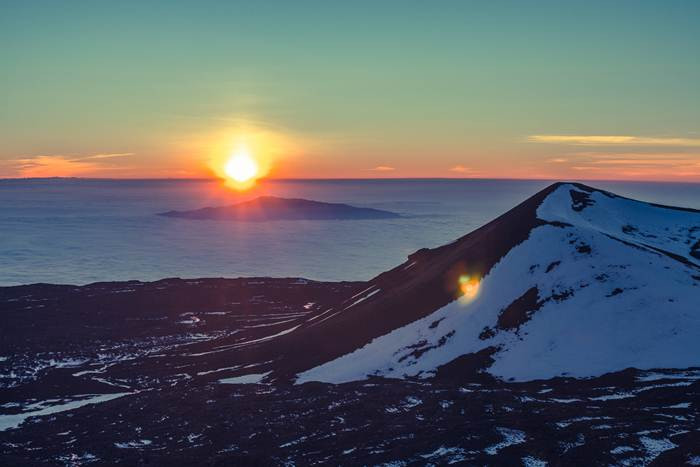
[368,166,396,172]
[528,135,700,147]
[549,152,700,178]
[3,153,134,178]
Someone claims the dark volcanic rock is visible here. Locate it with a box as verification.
[1,278,699,466]
[158,196,401,221]
[496,286,541,331]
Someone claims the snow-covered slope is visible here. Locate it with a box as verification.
[297,183,700,383]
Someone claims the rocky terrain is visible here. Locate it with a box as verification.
[1,182,699,465]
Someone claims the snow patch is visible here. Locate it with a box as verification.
[115,439,153,449]
[484,427,526,455]
[0,392,131,431]
[639,436,677,463]
[219,371,271,385]
[522,456,547,467]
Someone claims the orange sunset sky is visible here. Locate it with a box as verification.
[2,2,699,182]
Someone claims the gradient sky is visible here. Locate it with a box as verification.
[2,0,700,181]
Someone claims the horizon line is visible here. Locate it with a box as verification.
[1,176,699,184]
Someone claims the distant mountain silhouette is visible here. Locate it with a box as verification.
[158,196,401,221]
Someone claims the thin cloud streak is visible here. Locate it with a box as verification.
[82,153,134,160]
[449,165,472,173]
[4,152,135,178]
[528,135,700,147]
[551,151,700,179]
[592,159,698,166]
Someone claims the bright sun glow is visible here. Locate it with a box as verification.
[224,147,259,183]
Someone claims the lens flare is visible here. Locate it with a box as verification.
[458,275,481,303]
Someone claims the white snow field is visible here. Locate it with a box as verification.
[297,183,700,383]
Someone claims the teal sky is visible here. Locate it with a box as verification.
[2,0,699,180]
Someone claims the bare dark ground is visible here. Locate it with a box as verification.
[1,278,698,466]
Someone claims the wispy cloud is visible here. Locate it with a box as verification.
[548,151,700,179]
[528,135,700,147]
[4,152,134,178]
[547,158,568,163]
[449,165,472,173]
[82,152,134,160]
[368,165,396,171]
[578,152,699,165]
[571,166,604,171]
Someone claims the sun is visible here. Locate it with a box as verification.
[224,147,259,183]
[208,132,279,190]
